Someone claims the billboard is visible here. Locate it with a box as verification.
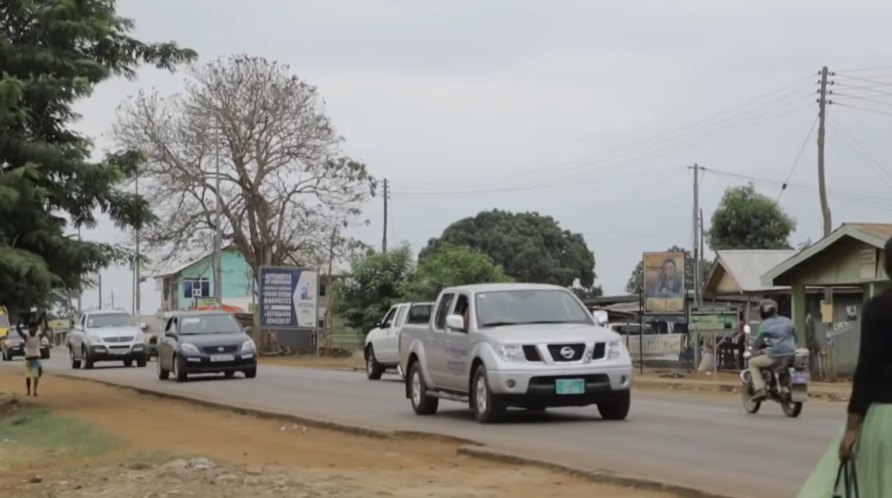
[258,266,319,330]
[643,252,686,314]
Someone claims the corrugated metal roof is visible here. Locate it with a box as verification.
[763,223,892,286]
[707,249,797,294]
[850,223,892,244]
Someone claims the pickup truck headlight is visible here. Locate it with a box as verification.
[607,341,626,360]
[240,339,256,353]
[180,343,201,355]
[496,344,525,362]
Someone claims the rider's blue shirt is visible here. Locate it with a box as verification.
[755,315,797,358]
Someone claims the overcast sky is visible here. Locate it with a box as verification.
[73,0,892,314]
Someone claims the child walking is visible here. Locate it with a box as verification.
[16,313,46,397]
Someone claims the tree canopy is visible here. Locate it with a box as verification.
[420,210,598,290]
[403,245,511,301]
[625,245,712,294]
[707,184,796,250]
[0,0,195,312]
[114,55,374,275]
[333,246,415,334]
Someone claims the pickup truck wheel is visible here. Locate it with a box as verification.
[83,347,94,369]
[597,390,631,421]
[365,347,384,380]
[408,362,438,415]
[69,347,81,369]
[471,365,505,423]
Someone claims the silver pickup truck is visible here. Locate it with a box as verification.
[399,283,633,423]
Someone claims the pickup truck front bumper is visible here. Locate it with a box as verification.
[487,364,632,408]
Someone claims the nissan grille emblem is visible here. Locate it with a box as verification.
[560,346,575,359]
[218,347,224,352]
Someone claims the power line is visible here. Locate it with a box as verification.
[777,115,819,202]
[393,101,813,197]
[833,101,892,118]
[703,167,892,209]
[397,76,815,190]
[829,119,892,190]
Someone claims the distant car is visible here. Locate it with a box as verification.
[364,301,433,380]
[67,310,148,369]
[156,311,257,382]
[2,328,50,360]
[2,333,24,361]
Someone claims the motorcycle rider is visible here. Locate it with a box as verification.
[748,299,797,401]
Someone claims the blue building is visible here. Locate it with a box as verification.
[155,245,256,313]
[154,245,341,325]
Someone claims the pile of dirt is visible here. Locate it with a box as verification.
[12,457,361,498]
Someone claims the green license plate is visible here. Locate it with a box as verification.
[555,379,585,395]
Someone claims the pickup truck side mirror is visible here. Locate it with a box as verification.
[445,314,465,332]
[139,322,148,331]
[743,324,752,335]
[164,332,177,340]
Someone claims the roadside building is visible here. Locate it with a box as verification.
[701,249,796,321]
[762,223,891,376]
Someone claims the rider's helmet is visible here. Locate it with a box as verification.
[759,299,779,320]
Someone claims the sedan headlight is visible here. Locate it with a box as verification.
[607,341,626,360]
[495,344,525,362]
[180,343,201,355]
[240,339,256,353]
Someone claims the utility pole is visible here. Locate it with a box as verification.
[699,207,705,289]
[689,164,702,307]
[77,227,82,313]
[816,67,835,322]
[382,178,389,253]
[325,227,337,351]
[213,123,223,307]
[110,288,115,309]
[816,66,833,237]
[97,273,102,309]
[134,172,141,317]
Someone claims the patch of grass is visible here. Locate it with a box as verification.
[0,406,119,469]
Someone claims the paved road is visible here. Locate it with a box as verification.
[4,355,843,498]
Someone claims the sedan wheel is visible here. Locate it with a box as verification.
[157,355,170,380]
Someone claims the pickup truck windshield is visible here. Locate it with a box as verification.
[475,289,593,328]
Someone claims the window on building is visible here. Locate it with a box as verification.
[183,278,210,299]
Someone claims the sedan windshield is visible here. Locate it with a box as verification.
[87,313,136,328]
[475,289,593,328]
[179,314,242,335]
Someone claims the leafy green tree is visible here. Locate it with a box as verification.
[420,210,598,289]
[403,245,511,300]
[625,246,712,294]
[708,184,796,250]
[334,246,414,334]
[0,0,195,312]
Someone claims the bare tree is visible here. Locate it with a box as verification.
[114,55,375,282]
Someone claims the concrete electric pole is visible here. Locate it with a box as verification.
[213,124,223,308]
[816,66,833,237]
[689,163,703,307]
[382,178,389,254]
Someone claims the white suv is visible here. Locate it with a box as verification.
[68,310,148,369]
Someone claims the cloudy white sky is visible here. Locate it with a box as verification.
[74,0,892,313]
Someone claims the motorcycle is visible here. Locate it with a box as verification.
[739,324,810,418]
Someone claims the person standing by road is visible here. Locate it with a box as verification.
[797,235,892,497]
[15,312,47,397]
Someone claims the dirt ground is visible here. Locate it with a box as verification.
[0,373,676,498]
